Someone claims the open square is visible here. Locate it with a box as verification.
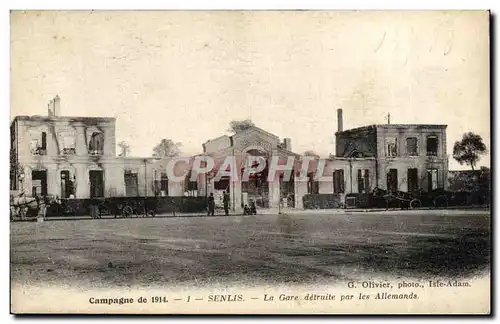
[10,210,491,289]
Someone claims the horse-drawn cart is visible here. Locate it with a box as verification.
[369,187,449,210]
[89,196,157,219]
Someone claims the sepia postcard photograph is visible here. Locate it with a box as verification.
[9,9,491,315]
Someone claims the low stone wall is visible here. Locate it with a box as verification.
[302,190,490,210]
[344,193,373,208]
[45,196,208,216]
[40,191,491,216]
[447,191,490,207]
[46,198,89,216]
[152,196,207,214]
[302,194,342,209]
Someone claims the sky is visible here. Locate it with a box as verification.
[10,10,490,170]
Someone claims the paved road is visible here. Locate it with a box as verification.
[10,210,490,289]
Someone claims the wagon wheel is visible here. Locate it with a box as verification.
[146,209,155,218]
[122,205,134,218]
[410,199,422,209]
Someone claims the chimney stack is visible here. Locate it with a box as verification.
[337,108,343,132]
[48,95,61,116]
[48,99,54,116]
[53,95,61,116]
[283,138,292,151]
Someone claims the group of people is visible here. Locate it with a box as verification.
[206,190,257,216]
[206,190,230,216]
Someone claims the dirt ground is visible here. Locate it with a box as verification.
[10,210,491,289]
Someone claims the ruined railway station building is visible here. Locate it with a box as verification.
[10,97,448,212]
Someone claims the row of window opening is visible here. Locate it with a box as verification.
[386,136,439,157]
[30,132,104,156]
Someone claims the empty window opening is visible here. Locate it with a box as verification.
[427,136,438,156]
[31,132,47,155]
[386,138,398,157]
[406,137,418,156]
[63,136,76,155]
[89,132,104,155]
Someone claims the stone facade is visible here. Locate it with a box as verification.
[10,98,189,199]
[11,114,118,198]
[335,122,448,193]
[375,124,448,192]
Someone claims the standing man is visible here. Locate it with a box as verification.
[207,192,215,216]
[223,190,230,216]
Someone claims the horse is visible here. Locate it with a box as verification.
[10,192,51,221]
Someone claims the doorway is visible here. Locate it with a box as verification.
[386,169,398,192]
[241,151,270,208]
[280,172,295,207]
[31,170,47,197]
[427,169,438,192]
[407,168,418,193]
[89,170,104,198]
[60,170,75,198]
[124,172,139,196]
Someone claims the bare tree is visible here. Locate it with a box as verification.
[228,119,255,134]
[117,141,131,157]
[453,132,487,171]
[152,139,182,158]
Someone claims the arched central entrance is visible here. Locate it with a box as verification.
[241,149,270,208]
